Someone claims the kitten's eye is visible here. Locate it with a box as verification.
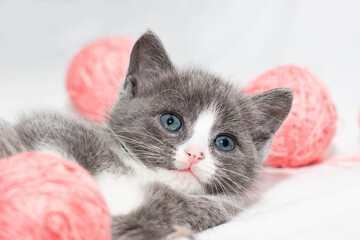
[160,113,182,132]
[214,135,235,151]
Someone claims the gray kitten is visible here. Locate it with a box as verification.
[0,31,293,240]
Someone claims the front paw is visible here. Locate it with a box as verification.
[112,218,166,240]
[163,226,195,240]
[112,217,195,240]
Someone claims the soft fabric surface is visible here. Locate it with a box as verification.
[1,1,359,239]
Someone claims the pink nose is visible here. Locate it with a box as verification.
[184,145,205,165]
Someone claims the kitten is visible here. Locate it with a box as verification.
[0,31,293,240]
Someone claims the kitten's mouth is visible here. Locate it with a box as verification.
[180,168,191,173]
[178,167,200,181]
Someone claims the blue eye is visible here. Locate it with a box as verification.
[160,113,182,132]
[214,135,235,151]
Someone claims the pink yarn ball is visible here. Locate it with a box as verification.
[0,152,111,240]
[67,36,134,123]
[245,65,337,168]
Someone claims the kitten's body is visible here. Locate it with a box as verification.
[0,32,293,240]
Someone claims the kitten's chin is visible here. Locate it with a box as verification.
[175,164,214,186]
[177,168,200,182]
[175,171,204,193]
[153,167,204,194]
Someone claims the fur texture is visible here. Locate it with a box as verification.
[0,31,293,240]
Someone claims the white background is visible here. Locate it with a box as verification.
[1,1,360,239]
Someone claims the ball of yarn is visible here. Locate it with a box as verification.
[245,65,337,168]
[0,152,111,240]
[67,36,134,123]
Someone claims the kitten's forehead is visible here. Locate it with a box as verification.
[149,69,249,118]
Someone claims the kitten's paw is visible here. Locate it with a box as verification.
[164,226,195,240]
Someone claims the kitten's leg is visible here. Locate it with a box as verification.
[112,184,237,240]
[14,112,125,174]
[0,119,26,158]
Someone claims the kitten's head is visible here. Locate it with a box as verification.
[109,31,293,197]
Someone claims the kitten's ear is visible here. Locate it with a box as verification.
[250,88,293,150]
[123,31,174,97]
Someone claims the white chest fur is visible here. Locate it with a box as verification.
[93,171,146,216]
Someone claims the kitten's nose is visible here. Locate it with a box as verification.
[184,145,205,165]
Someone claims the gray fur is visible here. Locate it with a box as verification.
[0,119,26,158]
[14,112,128,174]
[0,31,293,240]
[112,184,233,240]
